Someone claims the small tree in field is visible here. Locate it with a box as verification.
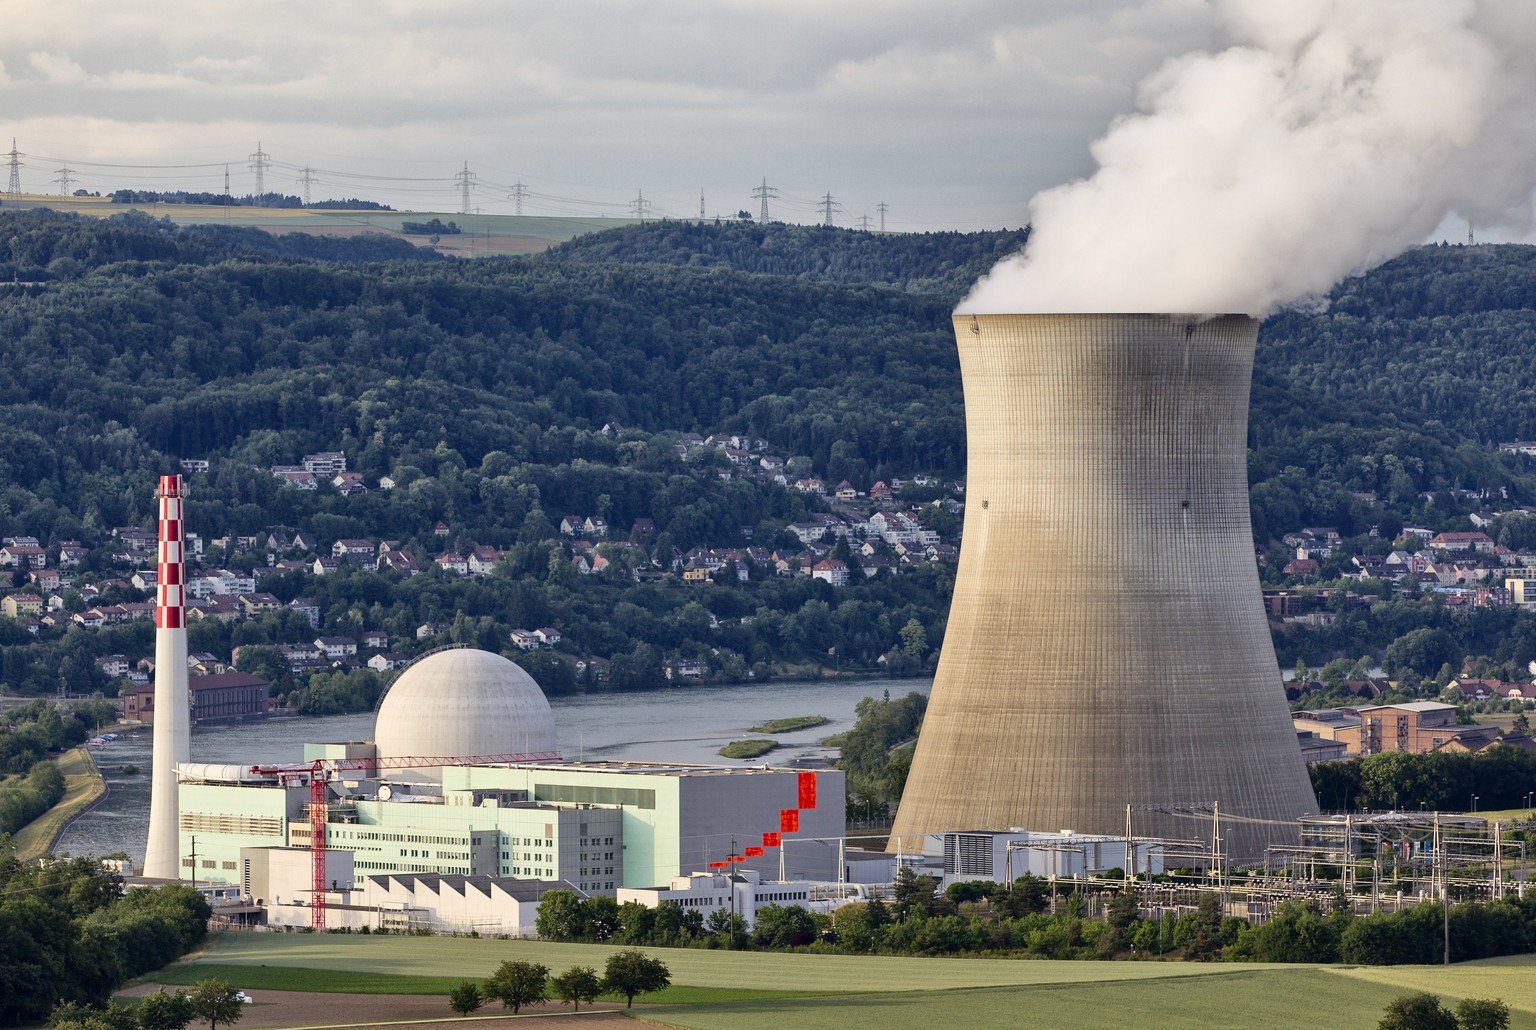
[1377,992,1457,1030]
[485,961,548,1015]
[601,950,670,1008]
[188,980,245,1030]
[446,980,482,1017]
[549,966,602,1012]
[137,989,195,1030]
[1456,997,1511,1030]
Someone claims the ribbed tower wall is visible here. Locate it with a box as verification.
[144,474,189,880]
[891,314,1317,861]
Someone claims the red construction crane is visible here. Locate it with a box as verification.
[248,751,562,930]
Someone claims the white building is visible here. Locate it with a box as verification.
[937,830,1165,886]
[619,869,813,929]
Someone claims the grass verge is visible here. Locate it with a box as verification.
[150,962,837,1006]
[11,747,106,862]
[747,716,829,734]
[718,739,779,759]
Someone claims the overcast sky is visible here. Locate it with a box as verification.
[1,0,1230,230]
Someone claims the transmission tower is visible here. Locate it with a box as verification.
[751,177,778,223]
[52,165,76,196]
[455,162,476,215]
[6,139,23,202]
[248,142,269,205]
[296,166,318,206]
[223,164,231,198]
[1468,220,1475,246]
[508,182,527,215]
[858,214,872,232]
[877,201,889,233]
[818,192,841,226]
[630,189,652,221]
[700,188,705,219]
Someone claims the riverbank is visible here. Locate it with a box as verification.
[10,746,108,862]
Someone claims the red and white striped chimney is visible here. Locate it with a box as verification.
[144,474,190,880]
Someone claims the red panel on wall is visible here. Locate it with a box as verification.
[798,771,817,809]
[744,846,764,857]
[780,809,800,832]
[763,832,781,848]
[708,861,728,868]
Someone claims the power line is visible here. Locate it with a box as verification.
[818,192,841,227]
[296,166,318,206]
[248,142,270,203]
[6,140,22,201]
[751,177,778,223]
[455,162,476,215]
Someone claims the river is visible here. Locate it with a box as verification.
[58,675,932,864]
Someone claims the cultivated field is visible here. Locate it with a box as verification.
[8,196,633,255]
[146,933,1536,1029]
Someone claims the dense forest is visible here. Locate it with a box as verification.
[1,209,1536,700]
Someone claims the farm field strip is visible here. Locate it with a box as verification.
[194,934,1270,993]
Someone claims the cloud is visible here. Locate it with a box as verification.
[28,51,88,84]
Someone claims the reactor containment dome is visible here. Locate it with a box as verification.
[374,648,556,762]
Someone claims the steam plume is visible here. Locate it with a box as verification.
[959,0,1536,316]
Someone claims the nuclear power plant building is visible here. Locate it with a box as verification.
[892,314,1318,860]
[176,649,844,897]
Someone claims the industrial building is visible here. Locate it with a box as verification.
[936,830,1166,887]
[173,648,844,914]
[893,314,1319,861]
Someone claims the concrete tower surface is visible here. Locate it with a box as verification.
[892,314,1317,861]
[144,474,190,879]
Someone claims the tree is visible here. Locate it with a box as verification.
[137,989,195,1030]
[1105,887,1139,931]
[601,950,670,1008]
[1377,992,1458,1030]
[549,966,602,1012]
[535,889,586,941]
[485,961,548,1014]
[446,981,482,1017]
[188,980,245,1030]
[1455,998,1510,1030]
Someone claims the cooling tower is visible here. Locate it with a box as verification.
[143,474,190,880]
[891,314,1317,861]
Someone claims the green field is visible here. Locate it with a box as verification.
[8,196,635,255]
[11,747,106,862]
[169,934,1536,1029]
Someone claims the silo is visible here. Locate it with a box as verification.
[891,314,1316,861]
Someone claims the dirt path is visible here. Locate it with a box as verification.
[118,985,658,1030]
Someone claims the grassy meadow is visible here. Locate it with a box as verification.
[11,747,106,862]
[159,933,1536,1029]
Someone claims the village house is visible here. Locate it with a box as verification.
[0,544,46,569]
[812,559,850,587]
[303,451,347,475]
[4,593,44,618]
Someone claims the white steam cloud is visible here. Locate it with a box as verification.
[959,0,1536,317]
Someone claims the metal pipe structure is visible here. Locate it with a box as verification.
[144,474,190,879]
[891,314,1318,860]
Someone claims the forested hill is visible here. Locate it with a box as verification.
[1,206,1535,548]
[546,221,1031,300]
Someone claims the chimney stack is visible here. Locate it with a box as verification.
[143,474,190,880]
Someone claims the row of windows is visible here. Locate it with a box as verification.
[579,867,615,877]
[579,837,617,846]
[579,852,616,861]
